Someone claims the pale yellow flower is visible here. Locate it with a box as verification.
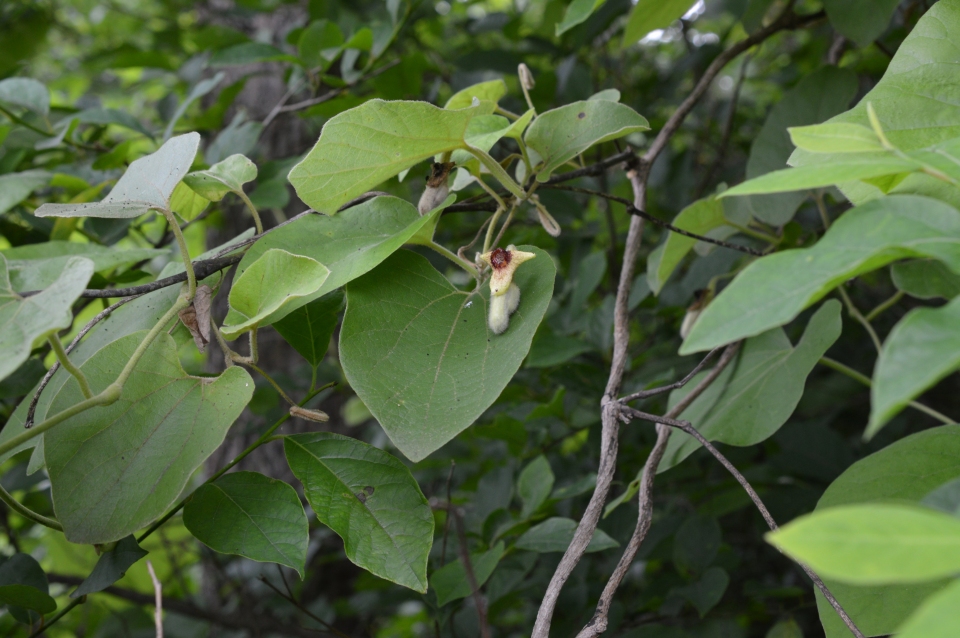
[478,245,536,296]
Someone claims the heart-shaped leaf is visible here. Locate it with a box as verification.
[222,249,330,340]
[184,471,309,576]
[288,100,491,213]
[0,254,93,383]
[525,100,649,181]
[34,133,200,219]
[340,246,555,461]
[681,195,960,354]
[234,196,440,324]
[284,432,434,592]
[45,331,254,544]
[183,153,257,202]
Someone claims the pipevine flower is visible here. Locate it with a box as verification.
[479,245,536,334]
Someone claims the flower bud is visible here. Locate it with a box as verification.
[518,63,536,91]
[488,283,521,334]
[418,161,454,215]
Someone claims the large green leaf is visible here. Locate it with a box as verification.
[767,504,960,584]
[340,246,555,461]
[788,123,885,154]
[0,554,56,614]
[0,254,93,383]
[813,425,960,638]
[273,290,344,367]
[183,471,309,576]
[183,153,257,202]
[515,517,619,553]
[234,196,440,324]
[622,0,696,47]
[823,0,901,47]
[894,578,960,638]
[430,542,504,606]
[0,170,51,215]
[71,535,148,598]
[525,101,649,181]
[660,300,841,471]
[789,1,960,209]
[221,249,330,340]
[2,241,163,291]
[0,236,251,467]
[681,195,960,354]
[647,196,729,294]
[45,332,254,544]
[284,433,434,592]
[34,133,200,219]
[869,296,960,436]
[738,67,858,224]
[288,100,490,213]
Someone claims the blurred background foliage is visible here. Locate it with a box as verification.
[0,0,946,636]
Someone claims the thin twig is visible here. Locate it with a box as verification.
[578,343,741,638]
[619,346,723,403]
[440,461,455,567]
[259,575,350,638]
[622,408,866,638]
[452,506,490,638]
[25,297,132,428]
[545,184,764,256]
[146,560,163,638]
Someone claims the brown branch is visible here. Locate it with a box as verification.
[621,409,866,638]
[531,169,648,638]
[577,342,741,638]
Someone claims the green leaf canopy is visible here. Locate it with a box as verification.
[34,133,200,219]
[0,254,93,383]
[340,246,556,462]
[681,195,960,354]
[284,433,434,592]
[45,332,254,544]
[288,100,491,214]
[184,471,309,576]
